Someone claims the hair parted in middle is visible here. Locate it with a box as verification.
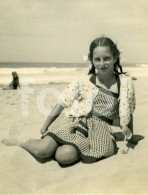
[88,37,123,75]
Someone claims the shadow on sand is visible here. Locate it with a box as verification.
[114,132,144,149]
[29,133,144,167]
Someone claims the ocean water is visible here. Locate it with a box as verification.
[0,62,147,68]
[0,62,148,85]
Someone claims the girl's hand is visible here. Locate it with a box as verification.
[121,126,132,140]
[120,140,129,154]
[40,127,47,136]
[120,126,132,154]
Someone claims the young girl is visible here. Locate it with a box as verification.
[1,37,136,165]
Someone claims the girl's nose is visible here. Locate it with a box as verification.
[100,60,105,66]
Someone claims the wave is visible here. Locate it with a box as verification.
[1,65,148,84]
[136,64,148,67]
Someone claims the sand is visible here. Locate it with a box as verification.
[0,73,148,194]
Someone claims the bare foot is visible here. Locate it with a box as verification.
[120,141,129,154]
[1,138,19,146]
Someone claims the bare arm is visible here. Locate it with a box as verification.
[112,117,120,127]
[40,103,64,135]
[128,114,133,134]
[121,114,134,141]
[112,114,133,134]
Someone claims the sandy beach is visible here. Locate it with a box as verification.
[0,68,148,194]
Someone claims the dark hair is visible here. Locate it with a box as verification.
[88,37,123,75]
[11,72,19,89]
[12,72,18,79]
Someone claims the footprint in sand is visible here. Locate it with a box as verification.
[10,103,16,105]
[24,122,29,126]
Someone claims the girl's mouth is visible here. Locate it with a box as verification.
[98,65,108,69]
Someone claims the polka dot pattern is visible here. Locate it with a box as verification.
[119,74,136,135]
[44,74,135,162]
[58,80,99,117]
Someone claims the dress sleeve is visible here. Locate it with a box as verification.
[119,74,136,131]
[58,80,79,108]
[128,76,136,114]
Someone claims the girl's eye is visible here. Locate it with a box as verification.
[94,58,100,61]
[104,57,111,61]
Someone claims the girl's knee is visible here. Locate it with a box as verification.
[35,146,52,158]
[37,136,58,158]
[55,145,79,165]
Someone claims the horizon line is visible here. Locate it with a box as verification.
[0,61,147,64]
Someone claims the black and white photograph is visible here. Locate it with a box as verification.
[0,0,147,194]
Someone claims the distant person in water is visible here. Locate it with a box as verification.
[3,72,20,90]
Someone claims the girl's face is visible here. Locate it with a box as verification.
[93,46,116,75]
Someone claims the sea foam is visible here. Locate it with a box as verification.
[0,65,148,85]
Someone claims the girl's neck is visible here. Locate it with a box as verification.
[96,72,116,84]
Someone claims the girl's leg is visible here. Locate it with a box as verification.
[1,136,58,159]
[55,145,80,165]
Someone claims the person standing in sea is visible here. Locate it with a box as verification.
[1,37,136,165]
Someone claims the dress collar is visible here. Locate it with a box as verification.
[89,74,120,98]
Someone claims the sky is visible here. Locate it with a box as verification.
[0,0,148,63]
